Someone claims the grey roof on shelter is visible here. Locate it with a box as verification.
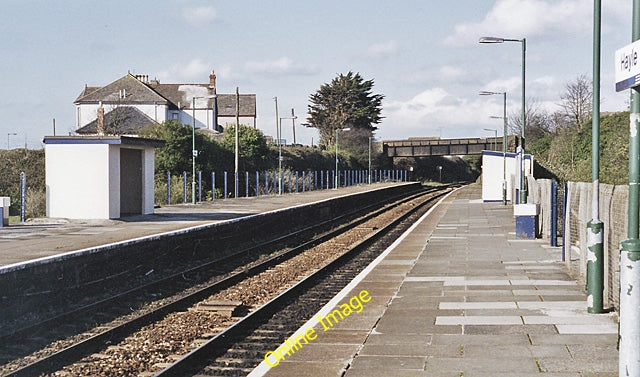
[43,135,165,148]
[76,107,156,135]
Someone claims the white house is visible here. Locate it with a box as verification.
[44,136,164,219]
[74,71,257,134]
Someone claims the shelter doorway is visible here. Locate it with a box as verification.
[120,148,143,214]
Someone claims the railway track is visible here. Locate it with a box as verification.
[1,185,453,377]
[156,186,450,377]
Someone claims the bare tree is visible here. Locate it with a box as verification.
[508,99,555,145]
[556,74,592,131]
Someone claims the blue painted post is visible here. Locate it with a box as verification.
[224,171,228,199]
[302,171,306,192]
[20,172,26,222]
[235,172,239,198]
[212,172,216,201]
[183,171,187,203]
[332,171,335,189]
[198,171,202,202]
[256,170,260,198]
[273,171,277,194]
[551,180,558,246]
[246,171,249,198]
[167,171,171,204]
[295,171,299,193]
[265,171,269,195]
[562,182,567,261]
[320,170,323,190]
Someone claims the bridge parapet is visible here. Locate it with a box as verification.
[383,136,518,157]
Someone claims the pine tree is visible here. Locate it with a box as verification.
[307,72,384,147]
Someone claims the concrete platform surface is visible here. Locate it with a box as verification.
[250,183,618,377]
[0,183,402,267]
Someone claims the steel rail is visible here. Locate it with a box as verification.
[154,187,451,376]
[5,186,442,377]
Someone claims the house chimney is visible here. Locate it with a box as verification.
[97,102,105,135]
[209,70,216,89]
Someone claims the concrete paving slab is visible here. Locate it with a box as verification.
[555,324,618,334]
[435,315,523,325]
[249,184,618,377]
[264,361,347,377]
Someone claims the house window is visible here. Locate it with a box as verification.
[171,112,178,120]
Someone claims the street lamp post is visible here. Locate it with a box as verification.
[480,91,508,205]
[437,166,442,183]
[483,128,497,151]
[480,36,526,204]
[368,136,373,184]
[7,133,17,150]
[335,128,351,189]
[279,115,297,194]
[192,95,216,204]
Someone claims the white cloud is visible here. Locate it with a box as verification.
[444,0,591,46]
[182,6,217,27]
[382,88,502,139]
[156,58,212,82]
[244,57,319,76]
[366,40,398,59]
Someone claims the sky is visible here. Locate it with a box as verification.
[0,0,634,149]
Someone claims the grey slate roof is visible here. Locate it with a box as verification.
[75,74,168,105]
[76,107,156,135]
[76,74,256,117]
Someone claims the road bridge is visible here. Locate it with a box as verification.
[383,135,519,157]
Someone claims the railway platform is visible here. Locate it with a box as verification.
[251,183,618,377]
[0,183,404,267]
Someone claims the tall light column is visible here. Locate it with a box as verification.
[480,36,526,203]
[7,133,17,150]
[335,128,350,189]
[279,114,297,194]
[192,95,216,204]
[620,0,640,374]
[483,128,497,150]
[480,91,508,205]
[587,0,604,315]
[368,136,373,184]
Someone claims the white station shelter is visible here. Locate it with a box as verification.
[44,136,164,219]
[481,150,533,203]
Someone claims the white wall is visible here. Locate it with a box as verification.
[76,103,168,129]
[482,151,533,202]
[46,141,156,219]
[46,144,112,218]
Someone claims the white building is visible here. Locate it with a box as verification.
[481,150,533,203]
[74,71,257,134]
[44,136,163,219]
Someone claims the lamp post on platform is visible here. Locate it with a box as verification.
[480,36,526,203]
[279,115,297,194]
[480,91,508,205]
[587,0,604,316]
[335,128,350,188]
[192,95,216,204]
[7,133,16,150]
[483,128,497,151]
